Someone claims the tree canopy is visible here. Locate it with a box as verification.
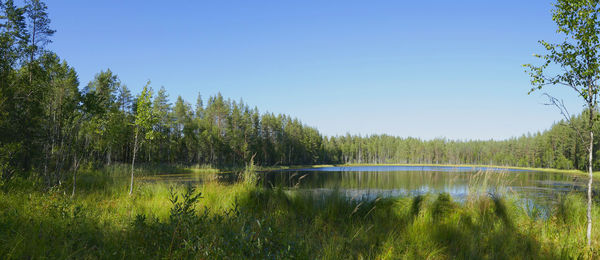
[1,0,600,188]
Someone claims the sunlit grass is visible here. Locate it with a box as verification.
[1,166,599,258]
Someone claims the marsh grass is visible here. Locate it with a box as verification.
[241,157,258,185]
[1,167,599,259]
[466,169,515,199]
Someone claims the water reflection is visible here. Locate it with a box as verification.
[261,166,596,205]
[145,166,597,207]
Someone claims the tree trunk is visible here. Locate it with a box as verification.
[72,153,78,197]
[107,147,111,166]
[587,129,593,247]
[29,17,36,84]
[130,132,138,195]
[43,145,49,187]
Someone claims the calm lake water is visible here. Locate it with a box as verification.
[260,166,597,205]
[150,165,597,206]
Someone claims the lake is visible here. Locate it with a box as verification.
[149,165,597,206]
[259,166,596,205]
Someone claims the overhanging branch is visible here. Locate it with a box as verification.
[543,93,586,145]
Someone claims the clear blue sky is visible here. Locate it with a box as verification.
[46,0,582,140]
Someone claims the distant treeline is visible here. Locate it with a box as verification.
[323,114,592,170]
[0,0,597,187]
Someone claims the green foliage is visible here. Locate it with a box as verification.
[555,193,587,225]
[323,116,598,171]
[5,0,599,186]
[242,155,258,185]
[0,142,21,181]
[524,0,600,247]
[3,0,600,195]
[24,0,55,61]
[135,82,156,142]
[410,195,424,218]
[2,0,600,258]
[1,176,599,259]
[525,0,600,99]
[431,193,455,221]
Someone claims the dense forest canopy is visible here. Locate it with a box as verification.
[1,0,599,187]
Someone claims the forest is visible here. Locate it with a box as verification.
[0,12,594,186]
[0,0,595,185]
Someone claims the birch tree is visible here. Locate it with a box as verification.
[524,0,600,247]
[130,82,154,195]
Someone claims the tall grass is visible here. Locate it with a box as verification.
[0,167,599,259]
[241,156,258,185]
[466,169,515,198]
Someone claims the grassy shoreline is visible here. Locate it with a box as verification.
[1,169,599,259]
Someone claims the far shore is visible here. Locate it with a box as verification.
[252,163,599,178]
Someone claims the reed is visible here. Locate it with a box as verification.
[0,168,599,259]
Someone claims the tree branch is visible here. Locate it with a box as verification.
[543,93,586,144]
